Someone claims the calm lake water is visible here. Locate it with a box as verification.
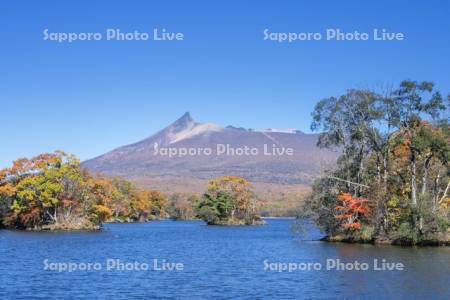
[0,219,449,299]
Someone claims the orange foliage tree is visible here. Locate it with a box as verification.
[335,193,371,230]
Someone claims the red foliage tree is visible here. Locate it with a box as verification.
[335,193,371,230]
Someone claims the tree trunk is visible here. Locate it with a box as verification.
[46,210,55,223]
[421,155,432,196]
[376,155,382,183]
[54,208,58,224]
[383,155,388,193]
[411,153,417,207]
[356,146,365,196]
[433,173,441,213]
[439,181,450,205]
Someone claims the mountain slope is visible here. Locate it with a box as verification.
[82,112,338,191]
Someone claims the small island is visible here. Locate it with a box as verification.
[195,176,264,225]
[0,151,167,230]
[299,80,450,246]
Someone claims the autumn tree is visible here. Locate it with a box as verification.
[196,176,262,225]
[335,193,371,230]
[166,193,198,220]
[0,151,168,230]
[133,189,167,221]
[304,80,449,245]
[386,82,444,205]
[0,152,96,229]
[312,89,383,195]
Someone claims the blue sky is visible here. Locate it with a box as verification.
[1,0,449,168]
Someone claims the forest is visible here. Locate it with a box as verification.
[300,80,449,245]
[0,151,167,230]
[0,151,261,230]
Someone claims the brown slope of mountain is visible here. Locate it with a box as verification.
[82,112,338,191]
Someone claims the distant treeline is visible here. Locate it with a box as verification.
[301,80,450,245]
[0,152,262,230]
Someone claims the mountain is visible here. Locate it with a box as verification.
[82,112,338,192]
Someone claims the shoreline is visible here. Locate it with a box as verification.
[322,235,450,247]
[261,216,296,219]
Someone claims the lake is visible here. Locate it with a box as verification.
[0,219,449,299]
